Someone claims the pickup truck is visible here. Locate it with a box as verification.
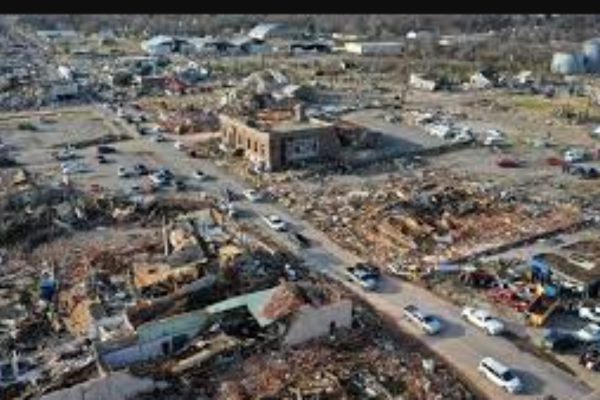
[461,306,505,335]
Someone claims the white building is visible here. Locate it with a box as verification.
[344,41,403,56]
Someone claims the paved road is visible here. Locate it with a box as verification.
[105,111,596,400]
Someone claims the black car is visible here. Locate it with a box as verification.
[174,180,186,191]
[97,154,109,164]
[133,164,149,176]
[97,145,117,154]
[288,231,311,248]
[540,330,579,353]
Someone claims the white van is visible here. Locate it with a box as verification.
[478,357,523,394]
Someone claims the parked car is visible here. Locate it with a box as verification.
[346,263,380,291]
[579,306,600,323]
[564,148,586,163]
[403,304,443,335]
[540,330,579,353]
[133,164,149,176]
[496,157,523,168]
[174,141,186,151]
[580,346,600,371]
[288,231,311,249]
[283,264,299,281]
[478,357,523,394]
[149,173,168,187]
[261,214,287,231]
[174,180,186,192]
[53,148,77,161]
[461,306,505,335]
[97,145,116,154]
[243,189,263,202]
[117,166,129,178]
[576,323,600,343]
[61,162,90,175]
[193,170,208,181]
[151,134,166,143]
[563,163,600,179]
[97,154,109,164]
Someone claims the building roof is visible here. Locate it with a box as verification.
[247,23,282,41]
[533,252,600,285]
[143,35,174,48]
[206,284,304,327]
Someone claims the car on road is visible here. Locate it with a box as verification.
[478,357,523,394]
[97,145,117,154]
[151,134,166,143]
[174,180,186,192]
[53,148,77,161]
[261,214,287,231]
[133,164,149,176]
[576,323,600,343]
[149,173,169,187]
[117,166,129,178]
[61,162,90,175]
[174,141,186,151]
[461,306,505,335]
[193,170,208,181]
[243,189,263,202]
[288,231,311,249]
[346,263,380,291]
[97,154,109,164]
[403,304,443,335]
[539,330,579,353]
[579,306,600,323]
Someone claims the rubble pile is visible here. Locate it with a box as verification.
[256,170,583,271]
[216,328,476,400]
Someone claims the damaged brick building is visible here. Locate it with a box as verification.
[220,105,341,171]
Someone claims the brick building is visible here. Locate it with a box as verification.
[219,106,341,171]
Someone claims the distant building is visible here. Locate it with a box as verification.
[344,41,403,56]
[37,30,80,45]
[141,35,196,56]
[409,73,439,92]
[247,23,293,41]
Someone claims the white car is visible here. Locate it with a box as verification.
[403,304,443,335]
[576,323,600,343]
[193,170,208,181]
[564,148,586,163]
[478,357,523,394]
[174,141,186,151]
[579,306,600,323]
[243,189,263,202]
[117,166,129,178]
[461,306,505,335]
[61,162,89,175]
[262,214,287,231]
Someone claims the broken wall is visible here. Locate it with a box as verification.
[40,371,162,400]
[283,300,352,347]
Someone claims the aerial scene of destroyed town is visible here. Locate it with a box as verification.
[7,13,600,400]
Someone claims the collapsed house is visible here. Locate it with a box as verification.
[96,282,351,370]
[531,240,600,298]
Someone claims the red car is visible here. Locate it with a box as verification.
[546,156,566,167]
[497,157,522,168]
